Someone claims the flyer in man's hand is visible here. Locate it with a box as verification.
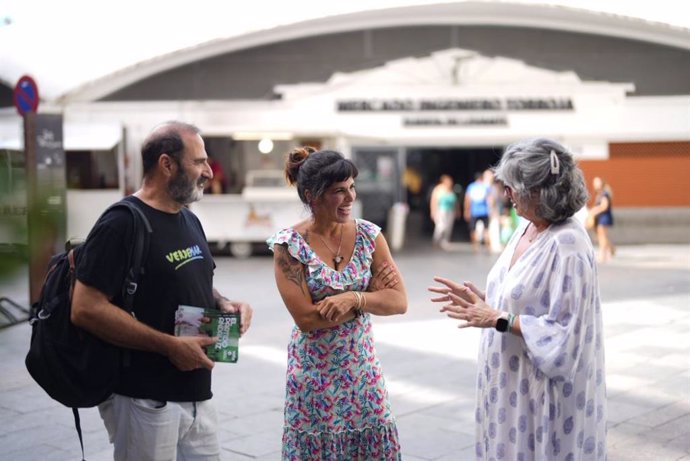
[174,305,240,363]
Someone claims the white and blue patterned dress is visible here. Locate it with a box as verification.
[477,217,607,460]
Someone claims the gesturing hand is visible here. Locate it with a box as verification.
[428,276,486,304]
[429,277,496,329]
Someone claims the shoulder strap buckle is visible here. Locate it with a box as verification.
[126,282,138,296]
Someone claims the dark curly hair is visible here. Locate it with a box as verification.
[284,147,358,208]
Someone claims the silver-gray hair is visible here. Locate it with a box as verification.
[494,138,588,223]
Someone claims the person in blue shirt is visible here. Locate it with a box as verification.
[464,171,491,252]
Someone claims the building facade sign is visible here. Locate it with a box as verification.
[337,97,574,112]
[402,116,508,127]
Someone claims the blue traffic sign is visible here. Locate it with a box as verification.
[13,75,40,116]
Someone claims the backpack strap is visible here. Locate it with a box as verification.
[101,200,152,313]
[116,200,152,312]
[72,408,86,461]
[102,200,152,370]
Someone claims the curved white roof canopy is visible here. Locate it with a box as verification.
[60,1,690,104]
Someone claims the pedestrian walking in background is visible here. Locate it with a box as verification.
[267,146,408,460]
[71,121,253,460]
[484,169,504,253]
[429,138,607,460]
[464,170,491,252]
[589,176,616,262]
[430,174,458,249]
[493,177,519,247]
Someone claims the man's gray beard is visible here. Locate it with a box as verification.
[169,171,204,205]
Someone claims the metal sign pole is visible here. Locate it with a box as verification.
[23,113,40,305]
[24,112,66,304]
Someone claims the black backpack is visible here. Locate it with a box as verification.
[25,199,151,460]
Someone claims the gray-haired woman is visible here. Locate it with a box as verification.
[430,138,607,460]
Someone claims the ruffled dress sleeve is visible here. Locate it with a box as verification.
[355,219,381,261]
[266,227,312,264]
[267,227,337,290]
[266,221,382,295]
[357,219,381,245]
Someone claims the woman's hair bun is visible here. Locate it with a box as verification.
[285,146,317,185]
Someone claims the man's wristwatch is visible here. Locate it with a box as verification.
[495,312,510,333]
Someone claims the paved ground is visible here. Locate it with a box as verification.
[0,242,688,460]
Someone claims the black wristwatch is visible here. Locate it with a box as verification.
[495,312,510,333]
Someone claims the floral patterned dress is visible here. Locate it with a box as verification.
[267,219,401,461]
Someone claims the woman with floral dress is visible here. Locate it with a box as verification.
[267,146,407,461]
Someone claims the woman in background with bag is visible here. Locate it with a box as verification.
[588,176,616,262]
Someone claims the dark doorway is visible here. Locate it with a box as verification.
[405,146,503,243]
[353,148,402,231]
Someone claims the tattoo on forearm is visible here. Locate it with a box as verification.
[277,245,306,295]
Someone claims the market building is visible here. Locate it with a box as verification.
[1,2,689,248]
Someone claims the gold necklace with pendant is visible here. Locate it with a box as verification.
[315,224,344,267]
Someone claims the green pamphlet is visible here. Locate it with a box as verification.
[174,305,240,363]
